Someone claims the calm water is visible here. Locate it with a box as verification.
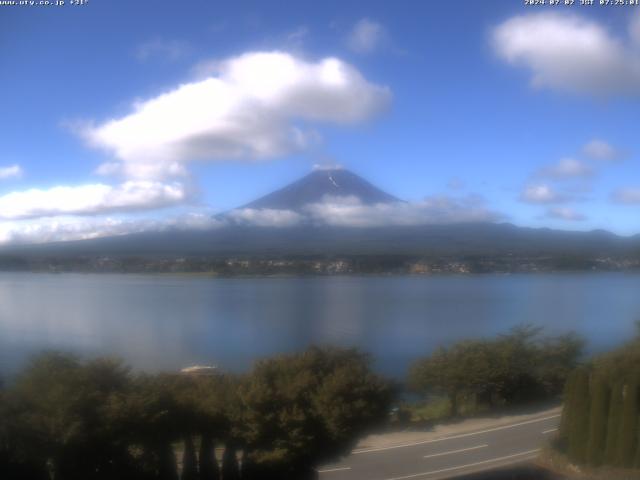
[1,273,639,378]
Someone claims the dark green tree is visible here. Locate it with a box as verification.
[8,353,137,480]
[567,368,590,464]
[107,373,182,480]
[536,333,585,397]
[221,443,240,480]
[198,434,219,480]
[586,373,609,466]
[409,341,493,416]
[634,416,640,469]
[617,376,639,468]
[604,380,624,465]
[558,370,576,445]
[237,347,392,476]
[182,435,199,480]
[410,326,583,416]
[190,374,237,480]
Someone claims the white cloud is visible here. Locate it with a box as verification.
[0,217,144,245]
[312,163,344,171]
[0,164,23,179]
[545,207,586,222]
[347,18,387,54]
[0,181,187,220]
[582,139,625,162]
[304,195,501,227]
[612,187,640,205]
[225,195,501,228]
[82,51,391,180]
[538,158,593,179]
[0,195,502,244]
[0,213,222,246]
[227,208,304,227]
[493,13,640,96]
[520,184,568,204]
[135,38,191,61]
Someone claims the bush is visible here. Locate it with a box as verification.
[561,328,640,470]
[586,373,609,466]
[0,347,393,480]
[567,368,590,464]
[409,326,583,415]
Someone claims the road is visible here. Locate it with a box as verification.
[318,413,560,480]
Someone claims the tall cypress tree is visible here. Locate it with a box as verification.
[158,441,179,480]
[568,368,590,464]
[559,371,576,444]
[182,435,199,480]
[240,450,258,480]
[199,434,220,480]
[586,374,609,466]
[617,376,639,468]
[221,443,240,480]
[634,415,640,469]
[604,380,624,465]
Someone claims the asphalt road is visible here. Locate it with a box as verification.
[318,413,560,480]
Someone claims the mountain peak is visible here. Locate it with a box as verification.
[242,168,400,210]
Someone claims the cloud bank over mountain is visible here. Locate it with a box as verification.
[0,181,187,220]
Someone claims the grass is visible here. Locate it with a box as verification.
[537,444,640,480]
[394,395,492,428]
[406,397,452,422]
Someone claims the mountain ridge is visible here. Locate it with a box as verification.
[0,168,638,262]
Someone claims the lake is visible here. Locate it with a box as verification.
[1,272,639,379]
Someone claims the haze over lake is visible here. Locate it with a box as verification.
[1,273,639,378]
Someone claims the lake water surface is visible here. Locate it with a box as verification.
[1,273,639,378]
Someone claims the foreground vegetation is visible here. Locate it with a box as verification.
[559,327,640,470]
[0,347,392,480]
[409,326,583,417]
[0,326,591,479]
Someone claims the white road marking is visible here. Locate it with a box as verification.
[318,466,352,473]
[542,428,558,434]
[353,414,560,454]
[423,444,488,459]
[384,449,541,480]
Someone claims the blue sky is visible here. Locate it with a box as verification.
[1,0,640,243]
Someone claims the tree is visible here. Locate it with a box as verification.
[586,373,609,466]
[536,333,585,397]
[409,341,493,416]
[181,435,198,480]
[198,434,219,480]
[106,373,183,480]
[8,352,137,480]
[237,347,393,476]
[559,368,577,447]
[221,443,240,480]
[567,368,590,464]
[617,375,639,468]
[604,381,624,466]
[409,326,584,416]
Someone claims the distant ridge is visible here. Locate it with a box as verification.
[0,168,639,264]
[242,168,400,210]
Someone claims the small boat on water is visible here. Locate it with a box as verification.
[180,365,218,376]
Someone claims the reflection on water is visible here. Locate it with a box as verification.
[1,273,639,377]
